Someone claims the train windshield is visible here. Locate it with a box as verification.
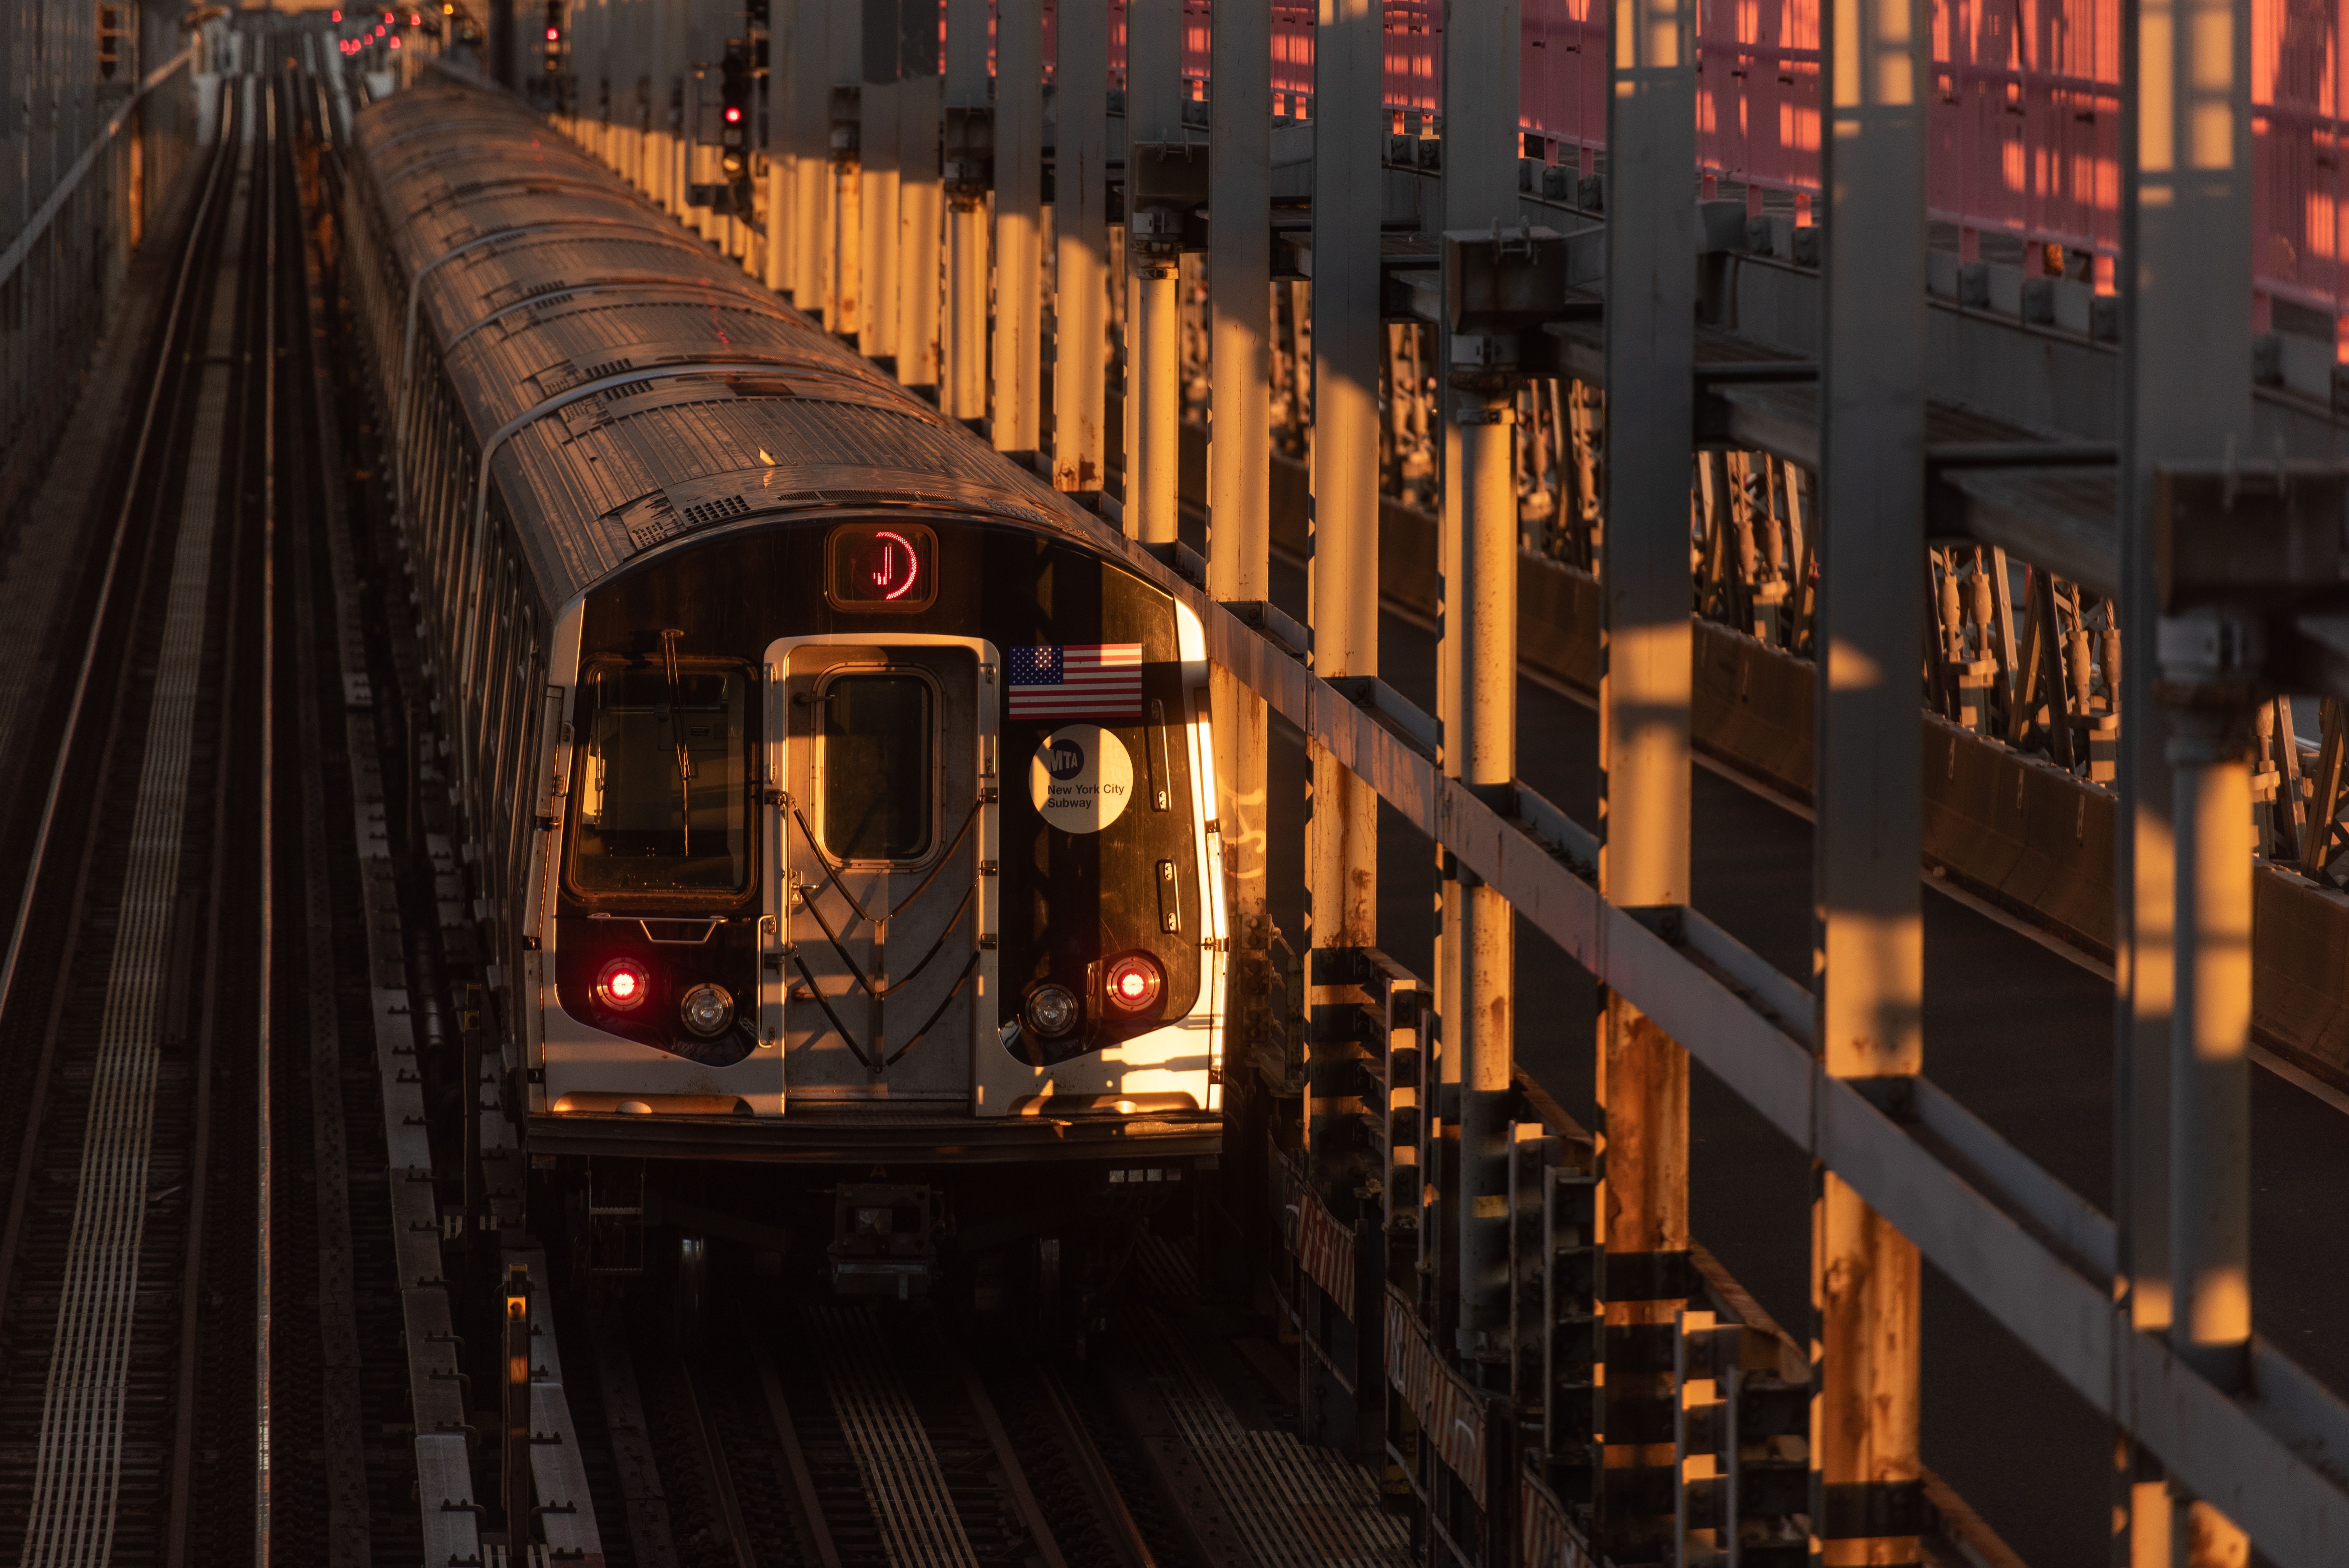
[569,661,753,896]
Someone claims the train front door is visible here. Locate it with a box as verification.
[765,637,998,1101]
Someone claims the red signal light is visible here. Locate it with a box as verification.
[389,34,400,46]
[724,105,742,123]
[545,25,559,39]
[331,8,340,18]
[1104,955,1163,1014]
[596,957,651,1011]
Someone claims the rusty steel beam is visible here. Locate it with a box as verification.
[1304,0,1383,1244]
[1207,0,1274,1105]
[1442,0,1524,1393]
[1815,0,1930,1557]
[1594,0,1698,1548]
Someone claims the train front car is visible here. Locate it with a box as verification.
[345,80,1224,1309]
[535,515,1228,1132]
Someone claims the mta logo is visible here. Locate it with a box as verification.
[1046,738,1086,780]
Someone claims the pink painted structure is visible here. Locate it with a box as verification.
[1017,0,2340,326]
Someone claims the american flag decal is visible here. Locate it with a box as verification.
[1006,644,1143,719]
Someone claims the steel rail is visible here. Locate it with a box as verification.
[253,76,280,1567]
[750,1334,844,1568]
[956,1361,1071,1568]
[679,1360,759,1568]
[160,79,258,1568]
[1033,1366,1156,1568]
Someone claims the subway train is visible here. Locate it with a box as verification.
[341,75,1224,1303]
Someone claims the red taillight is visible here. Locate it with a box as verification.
[1104,955,1162,1014]
[545,25,559,39]
[597,957,651,1011]
[724,105,742,123]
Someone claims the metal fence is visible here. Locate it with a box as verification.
[0,0,205,507]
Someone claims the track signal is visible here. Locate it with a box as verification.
[719,37,756,214]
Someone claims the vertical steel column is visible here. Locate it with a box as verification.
[765,0,795,294]
[1208,0,1274,1110]
[830,0,864,336]
[792,0,831,323]
[1125,0,1183,545]
[1051,0,1109,492]
[897,0,942,388]
[991,0,1044,457]
[941,0,990,419]
[1815,0,1927,1556]
[860,0,902,362]
[1305,0,1380,1203]
[1439,0,1521,1376]
[1594,0,1694,1544]
[665,0,690,218]
[2122,0,2253,1554]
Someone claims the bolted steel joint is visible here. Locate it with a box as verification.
[1128,205,1187,264]
[1448,332,1522,395]
[2153,606,2267,720]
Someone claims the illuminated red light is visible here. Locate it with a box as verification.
[389,34,400,46]
[1104,956,1162,1013]
[545,25,559,38]
[596,957,651,1011]
[331,8,341,18]
[725,105,743,123]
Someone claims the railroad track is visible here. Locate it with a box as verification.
[0,70,261,1567]
[584,1283,1197,1568]
[0,55,408,1567]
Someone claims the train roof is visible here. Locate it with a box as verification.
[351,78,1084,613]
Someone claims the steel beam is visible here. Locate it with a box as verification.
[790,0,831,325]
[896,0,941,389]
[1305,0,1382,1228]
[1816,0,1928,1556]
[858,0,900,361]
[1208,0,1274,1123]
[1439,0,1522,1381]
[941,0,988,419]
[825,0,864,335]
[1125,0,1183,546]
[1050,0,1108,493]
[763,0,794,296]
[2121,0,2255,1549]
[1596,0,1695,1546]
[990,0,1043,456]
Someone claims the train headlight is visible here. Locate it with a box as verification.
[596,957,651,1012]
[679,982,734,1037]
[1025,983,1080,1038]
[1103,956,1162,1014]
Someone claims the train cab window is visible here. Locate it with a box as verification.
[818,673,934,863]
[569,661,753,897]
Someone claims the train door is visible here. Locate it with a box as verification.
[766,636,997,1101]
